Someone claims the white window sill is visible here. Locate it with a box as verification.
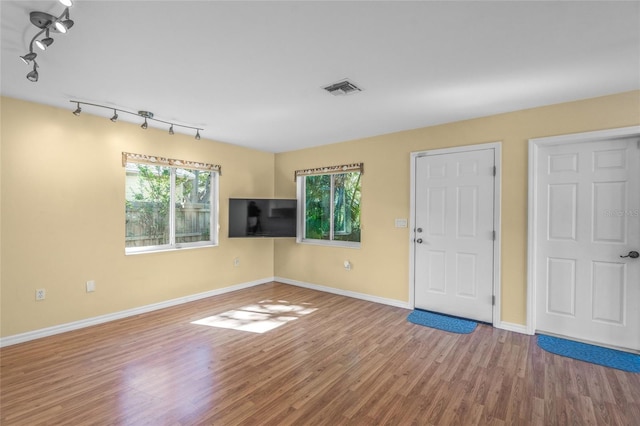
[125,243,217,256]
[297,239,360,249]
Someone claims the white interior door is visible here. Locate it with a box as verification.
[414,148,495,323]
[534,136,640,351]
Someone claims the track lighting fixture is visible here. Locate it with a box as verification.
[70,101,204,140]
[19,1,75,82]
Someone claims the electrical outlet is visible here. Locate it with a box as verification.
[86,280,96,293]
[234,257,240,267]
[35,289,46,301]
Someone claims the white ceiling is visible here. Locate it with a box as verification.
[2,1,639,153]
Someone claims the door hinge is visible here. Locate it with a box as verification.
[492,230,496,240]
[492,295,496,306]
[493,166,496,176]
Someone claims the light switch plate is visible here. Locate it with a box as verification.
[395,218,408,228]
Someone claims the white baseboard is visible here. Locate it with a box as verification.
[0,278,273,348]
[496,321,530,335]
[278,277,530,335]
[275,276,411,310]
[2,277,524,347]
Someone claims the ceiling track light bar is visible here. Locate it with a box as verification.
[19,0,75,82]
[69,100,204,139]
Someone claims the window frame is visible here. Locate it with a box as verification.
[296,171,361,248]
[125,162,219,255]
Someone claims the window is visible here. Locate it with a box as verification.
[297,164,362,247]
[124,152,219,253]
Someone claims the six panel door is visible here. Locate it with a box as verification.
[535,137,640,351]
[414,149,495,323]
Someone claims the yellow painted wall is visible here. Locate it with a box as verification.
[0,97,275,337]
[274,91,640,325]
[2,92,639,338]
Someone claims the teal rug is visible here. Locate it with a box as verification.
[407,309,477,334]
[537,335,640,373]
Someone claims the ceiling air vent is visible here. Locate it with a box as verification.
[323,79,363,96]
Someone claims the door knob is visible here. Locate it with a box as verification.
[620,251,639,259]
[416,238,423,244]
[417,228,423,233]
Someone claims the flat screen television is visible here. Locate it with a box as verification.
[228,198,297,238]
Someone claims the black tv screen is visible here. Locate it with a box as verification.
[228,198,297,238]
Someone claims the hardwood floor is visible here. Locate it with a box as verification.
[1,282,638,425]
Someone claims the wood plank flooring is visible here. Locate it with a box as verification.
[1,282,638,425]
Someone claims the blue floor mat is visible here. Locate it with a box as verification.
[537,334,640,373]
[407,309,477,334]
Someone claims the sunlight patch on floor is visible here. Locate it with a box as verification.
[191,299,317,333]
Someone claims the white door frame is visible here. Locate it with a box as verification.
[526,126,640,335]
[409,142,502,327]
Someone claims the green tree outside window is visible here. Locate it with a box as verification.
[303,172,361,243]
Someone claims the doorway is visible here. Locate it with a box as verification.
[528,127,640,352]
[410,143,501,324]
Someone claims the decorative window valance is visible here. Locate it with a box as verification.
[122,152,221,174]
[294,163,363,181]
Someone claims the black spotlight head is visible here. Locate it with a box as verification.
[35,37,54,50]
[61,19,74,30]
[20,52,37,64]
[55,18,74,33]
[26,64,39,82]
[73,103,81,115]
